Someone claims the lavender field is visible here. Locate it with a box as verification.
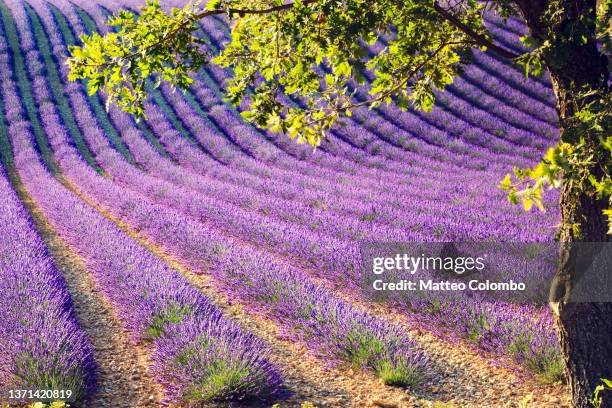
[0,0,573,407]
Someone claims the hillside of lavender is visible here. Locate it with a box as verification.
[0,0,569,406]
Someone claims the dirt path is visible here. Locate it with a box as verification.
[10,173,163,408]
[365,301,570,408]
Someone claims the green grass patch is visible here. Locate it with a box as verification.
[0,64,14,170]
[184,358,251,403]
[375,360,421,387]
[146,304,192,339]
[338,326,422,388]
[15,353,86,401]
[175,338,210,366]
[507,331,565,383]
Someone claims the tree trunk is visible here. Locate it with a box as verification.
[552,94,612,408]
[552,210,612,408]
[515,1,611,407]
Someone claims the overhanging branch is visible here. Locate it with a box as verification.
[194,0,318,20]
[432,2,522,60]
[78,0,524,71]
[211,1,524,61]
[146,0,525,62]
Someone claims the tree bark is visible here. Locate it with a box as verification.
[515,1,612,407]
[552,203,612,408]
[552,91,612,408]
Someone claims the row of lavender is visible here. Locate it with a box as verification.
[38,0,563,383]
[0,1,283,404]
[0,28,94,396]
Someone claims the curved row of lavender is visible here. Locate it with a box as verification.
[49,0,561,381]
[0,0,282,404]
[0,30,95,396]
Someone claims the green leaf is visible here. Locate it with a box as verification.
[206,0,223,11]
[499,173,512,190]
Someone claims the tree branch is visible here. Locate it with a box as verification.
[194,0,318,20]
[197,1,522,60]
[77,0,520,75]
[78,1,319,68]
[432,2,522,60]
[304,40,460,127]
[142,0,521,64]
[77,1,524,72]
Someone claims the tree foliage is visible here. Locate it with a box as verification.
[68,1,209,117]
[66,0,611,235]
[501,88,611,235]
[67,0,502,144]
